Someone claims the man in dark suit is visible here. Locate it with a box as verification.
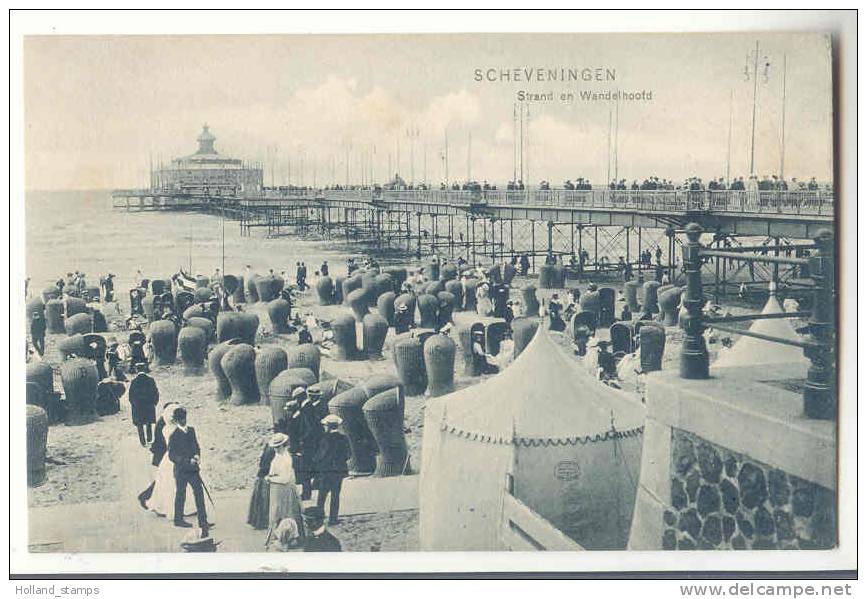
[128,366,159,446]
[297,388,323,500]
[313,414,351,524]
[167,408,211,536]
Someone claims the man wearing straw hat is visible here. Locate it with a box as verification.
[313,414,350,525]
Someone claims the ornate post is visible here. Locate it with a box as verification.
[679,223,709,379]
[803,229,835,420]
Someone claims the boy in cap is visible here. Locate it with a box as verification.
[313,414,350,525]
[302,506,342,552]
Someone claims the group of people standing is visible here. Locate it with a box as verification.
[247,385,349,552]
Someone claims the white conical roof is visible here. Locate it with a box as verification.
[435,326,644,440]
[713,292,809,369]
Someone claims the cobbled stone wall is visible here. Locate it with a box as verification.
[663,429,836,550]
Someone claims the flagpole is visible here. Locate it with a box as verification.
[726,88,733,184]
[780,53,787,181]
[749,40,760,175]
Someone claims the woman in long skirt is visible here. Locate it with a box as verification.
[246,439,275,529]
[265,433,304,542]
[146,403,196,517]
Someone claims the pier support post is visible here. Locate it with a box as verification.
[679,223,710,379]
[546,221,553,258]
[803,229,835,420]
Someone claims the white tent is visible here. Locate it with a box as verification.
[713,290,809,369]
[419,327,646,551]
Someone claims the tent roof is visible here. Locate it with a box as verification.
[431,326,645,440]
[713,293,809,369]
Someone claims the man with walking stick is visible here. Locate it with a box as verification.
[168,407,214,538]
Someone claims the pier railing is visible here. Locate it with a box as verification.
[330,188,833,217]
[113,187,835,218]
[679,222,836,420]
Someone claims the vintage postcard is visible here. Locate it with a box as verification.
[8,10,856,579]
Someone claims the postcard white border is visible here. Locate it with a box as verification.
[6,8,858,576]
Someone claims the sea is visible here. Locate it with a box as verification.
[24,190,364,295]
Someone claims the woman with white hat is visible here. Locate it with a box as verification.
[265,432,304,540]
[246,435,275,530]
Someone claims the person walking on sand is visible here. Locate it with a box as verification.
[30,310,46,357]
[313,415,350,525]
[128,365,159,447]
[168,407,212,537]
[138,401,178,510]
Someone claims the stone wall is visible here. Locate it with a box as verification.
[664,429,836,550]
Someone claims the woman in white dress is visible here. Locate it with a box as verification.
[265,433,304,538]
[146,403,196,517]
[476,282,494,317]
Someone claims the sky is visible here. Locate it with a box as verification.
[23,32,833,190]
